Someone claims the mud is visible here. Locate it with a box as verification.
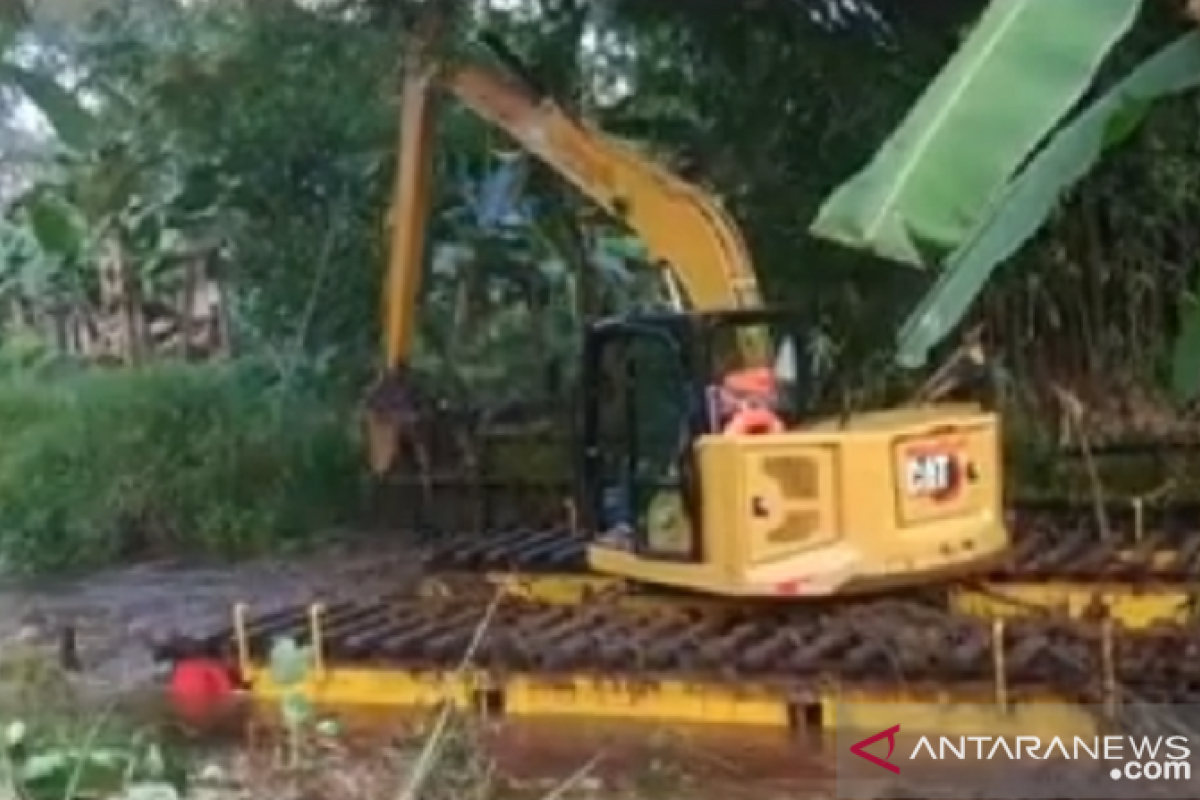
[0,534,426,692]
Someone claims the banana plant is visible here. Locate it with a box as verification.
[1,127,229,361]
[896,34,1200,373]
[812,0,1142,268]
[812,0,1200,400]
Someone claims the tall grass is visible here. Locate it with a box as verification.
[0,351,365,574]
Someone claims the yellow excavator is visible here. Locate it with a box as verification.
[158,24,1193,741]
[364,26,1009,599]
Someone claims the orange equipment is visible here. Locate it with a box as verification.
[167,657,237,727]
[714,366,784,434]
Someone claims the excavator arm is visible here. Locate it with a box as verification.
[367,31,765,474]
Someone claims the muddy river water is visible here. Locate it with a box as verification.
[0,537,423,686]
[0,537,828,800]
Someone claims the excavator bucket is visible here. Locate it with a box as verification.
[364,411,399,476]
[363,367,424,476]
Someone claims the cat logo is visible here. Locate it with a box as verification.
[905,451,960,501]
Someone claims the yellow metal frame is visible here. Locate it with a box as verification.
[227,573,1168,733]
[240,664,1102,736]
[949,582,1195,628]
[424,572,1199,630]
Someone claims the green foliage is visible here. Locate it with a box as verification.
[0,628,343,800]
[0,12,96,150]
[7,725,187,800]
[813,0,1143,267]
[0,641,187,800]
[0,62,95,149]
[895,33,1200,368]
[11,0,962,408]
[0,358,364,573]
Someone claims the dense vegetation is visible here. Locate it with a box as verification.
[2,0,1199,572]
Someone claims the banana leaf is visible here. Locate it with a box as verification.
[0,62,94,150]
[0,5,94,152]
[811,0,1141,267]
[19,186,84,258]
[894,33,1200,369]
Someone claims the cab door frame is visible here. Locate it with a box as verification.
[578,317,706,562]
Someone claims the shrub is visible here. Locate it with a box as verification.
[0,357,365,574]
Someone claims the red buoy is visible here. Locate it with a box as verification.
[168,657,236,726]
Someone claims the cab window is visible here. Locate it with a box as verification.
[706,320,809,429]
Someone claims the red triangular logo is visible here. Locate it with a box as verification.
[849,724,901,774]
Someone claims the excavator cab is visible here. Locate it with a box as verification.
[580,308,1009,598]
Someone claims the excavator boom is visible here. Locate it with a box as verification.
[435,60,762,310]
[381,43,438,375]
[369,31,764,473]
